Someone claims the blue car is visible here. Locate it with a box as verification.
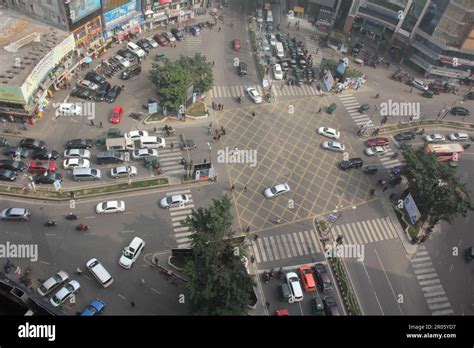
[81,299,105,316]
[190,26,200,36]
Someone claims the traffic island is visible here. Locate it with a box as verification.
[328,256,362,315]
[0,177,169,201]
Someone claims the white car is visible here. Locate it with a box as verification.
[112,54,130,68]
[273,64,283,80]
[448,132,468,141]
[110,165,137,178]
[119,236,145,269]
[264,183,290,199]
[425,134,446,143]
[63,158,90,170]
[78,79,100,91]
[246,87,262,103]
[146,36,158,48]
[124,130,149,141]
[64,149,91,159]
[132,148,158,160]
[56,103,82,116]
[37,271,69,297]
[159,194,191,208]
[317,127,340,140]
[96,200,126,214]
[261,39,271,52]
[365,146,387,156]
[50,280,80,307]
[268,34,277,46]
[165,31,176,42]
[412,79,429,91]
[321,141,345,152]
[286,272,303,302]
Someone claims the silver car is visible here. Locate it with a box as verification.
[132,148,158,160]
[37,271,69,296]
[321,141,345,152]
[0,207,31,221]
[50,280,80,307]
[110,165,137,178]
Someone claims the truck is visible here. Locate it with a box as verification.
[106,138,135,152]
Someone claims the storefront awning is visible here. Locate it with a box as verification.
[145,10,154,15]
[294,6,304,14]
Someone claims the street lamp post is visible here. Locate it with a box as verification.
[207,142,212,164]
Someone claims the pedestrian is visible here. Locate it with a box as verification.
[266,301,270,309]
[213,174,218,182]
[221,126,225,135]
[250,255,255,263]
[22,122,27,130]
[218,27,221,31]
[253,234,258,241]
[99,121,103,128]
[218,103,221,110]
[212,61,215,66]
[154,126,157,133]
[140,278,145,286]
[383,186,388,192]
[217,134,221,141]
[131,301,135,307]
[221,104,224,110]
[173,42,176,48]
[90,119,94,127]
[231,184,235,192]
[215,128,219,136]
[243,184,247,192]
[170,142,174,150]
[252,112,256,117]
[245,225,250,233]
[203,158,207,164]
[318,108,322,114]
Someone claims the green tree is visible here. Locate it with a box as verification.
[177,53,214,92]
[402,147,472,227]
[182,196,255,315]
[149,59,191,111]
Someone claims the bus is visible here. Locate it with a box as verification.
[426,143,464,162]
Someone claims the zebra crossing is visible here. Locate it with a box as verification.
[186,36,203,56]
[304,37,323,66]
[153,134,185,176]
[252,217,397,263]
[410,245,453,315]
[338,94,401,169]
[167,189,195,248]
[210,84,320,99]
[331,217,398,245]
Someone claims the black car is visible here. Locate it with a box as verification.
[33,172,63,185]
[323,296,340,316]
[117,49,136,62]
[31,149,60,160]
[95,82,111,101]
[171,28,184,41]
[19,138,46,150]
[85,71,107,85]
[71,87,98,101]
[352,43,363,55]
[339,158,363,170]
[3,146,31,159]
[394,132,416,142]
[136,39,152,52]
[238,62,248,76]
[0,169,17,181]
[451,106,470,116]
[466,91,474,100]
[0,160,27,172]
[120,65,141,80]
[65,138,93,150]
[105,85,122,103]
[313,264,333,293]
[0,137,9,147]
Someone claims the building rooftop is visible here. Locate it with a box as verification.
[0,6,70,87]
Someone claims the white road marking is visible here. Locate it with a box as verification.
[39,261,50,265]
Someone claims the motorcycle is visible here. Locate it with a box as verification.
[76,224,89,231]
[44,220,57,227]
[180,158,188,166]
[277,267,284,279]
[237,96,242,104]
[66,213,78,220]
[262,271,270,283]
[415,128,425,135]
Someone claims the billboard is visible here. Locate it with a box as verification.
[403,193,421,225]
[0,86,26,104]
[104,1,138,23]
[69,0,101,23]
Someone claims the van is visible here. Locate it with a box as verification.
[126,42,146,58]
[106,138,135,152]
[275,42,284,58]
[139,136,165,149]
[412,79,428,91]
[86,258,114,288]
[72,168,101,181]
[119,237,145,269]
[266,10,273,22]
[96,151,124,164]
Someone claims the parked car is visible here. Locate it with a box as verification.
[313,263,333,293]
[66,138,93,149]
[312,294,325,315]
[298,265,316,292]
[136,39,152,52]
[96,200,126,214]
[363,164,379,175]
[162,31,176,43]
[273,64,283,80]
[317,127,340,139]
[50,280,80,307]
[321,141,345,152]
[171,28,184,41]
[238,62,248,76]
[120,65,141,80]
[323,296,340,315]
[153,34,168,46]
[109,105,124,124]
[28,161,57,173]
[339,158,364,170]
[0,169,17,181]
[448,132,468,141]
[31,149,60,160]
[37,271,69,296]
[77,79,100,91]
[424,134,446,143]
[451,106,470,116]
[110,165,137,178]
[365,146,387,156]
[63,158,90,170]
[0,160,27,172]
[33,172,63,185]
[119,236,145,269]
[233,38,241,52]
[246,87,262,103]
[159,194,191,208]
[394,132,415,142]
[264,183,290,199]
[261,38,271,51]
[0,207,31,221]
[366,137,389,147]
[64,149,91,159]
[412,79,429,91]
[71,87,98,101]
[19,138,46,150]
[132,148,158,160]
[105,85,122,103]
[111,54,130,68]
[145,36,158,48]
[285,272,303,302]
[95,82,111,101]
[56,103,82,116]
[81,299,106,316]
[190,25,200,36]
[117,49,136,62]
[3,146,31,159]
[85,71,107,85]
[124,130,148,141]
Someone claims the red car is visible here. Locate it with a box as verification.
[233,38,241,52]
[153,34,168,46]
[109,106,124,124]
[298,265,317,292]
[28,161,57,174]
[366,137,389,147]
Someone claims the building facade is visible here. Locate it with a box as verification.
[142,0,195,30]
